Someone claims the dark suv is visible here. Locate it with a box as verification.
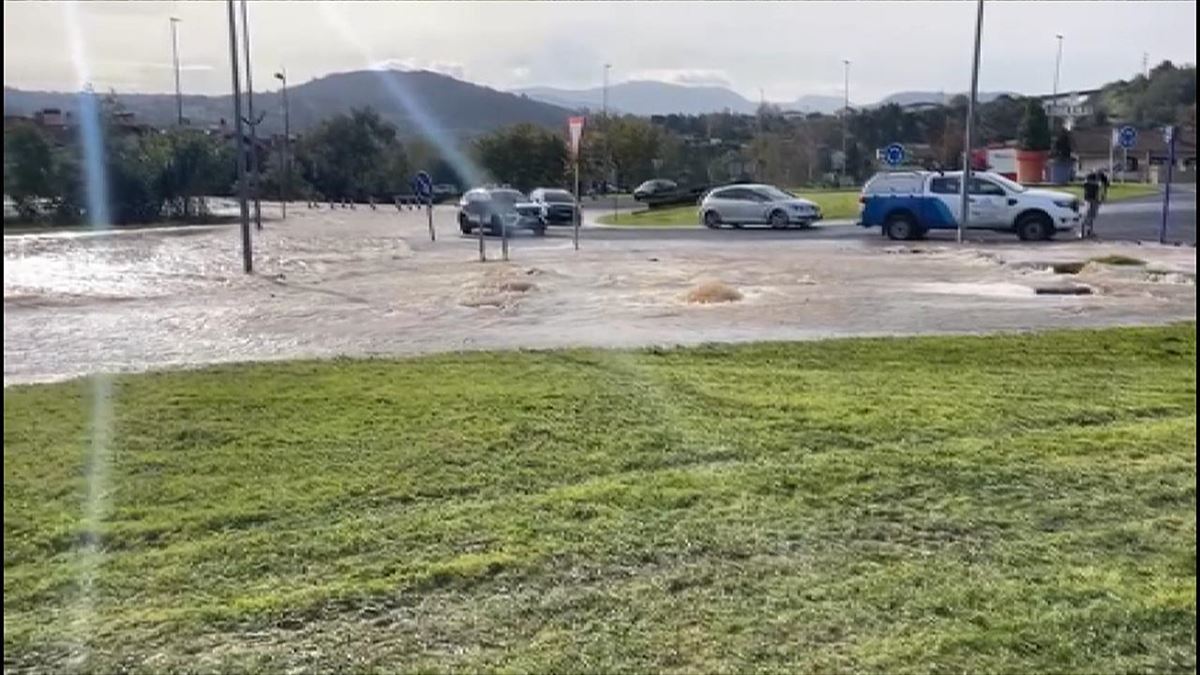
[529,188,579,225]
[457,188,546,236]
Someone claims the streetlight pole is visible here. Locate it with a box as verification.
[958,0,985,244]
[170,17,183,125]
[226,0,252,273]
[1052,34,1063,124]
[603,63,614,219]
[841,59,850,186]
[274,69,290,220]
[240,0,262,231]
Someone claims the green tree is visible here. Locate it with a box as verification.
[475,123,567,192]
[3,124,57,219]
[297,108,409,200]
[1017,99,1052,151]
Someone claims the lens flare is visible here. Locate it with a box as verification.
[318,1,490,187]
[63,1,115,668]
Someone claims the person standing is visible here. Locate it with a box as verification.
[1081,172,1101,239]
[1098,169,1110,202]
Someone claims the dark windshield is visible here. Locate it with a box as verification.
[490,190,526,204]
[542,190,575,203]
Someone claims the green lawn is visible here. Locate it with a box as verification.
[1050,183,1161,202]
[4,325,1196,673]
[597,190,861,226]
[597,183,1162,227]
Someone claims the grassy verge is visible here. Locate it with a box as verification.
[1044,183,1160,202]
[4,325,1196,673]
[598,190,861,226]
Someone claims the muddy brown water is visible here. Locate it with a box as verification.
[5,204,1195,385]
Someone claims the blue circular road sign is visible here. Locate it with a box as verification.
[884,143,906,166]
[413,171,433,198]
[1118,126,1137,149]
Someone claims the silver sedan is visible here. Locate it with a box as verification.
[699,184,822,229]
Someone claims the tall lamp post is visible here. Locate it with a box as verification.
[1052,34,1064,124]
[274,69,290,220]
[240,0,262,231]
[958,0,985,244]
[603,63,615,219]
[169,17,183,125]
[226,0,252,273]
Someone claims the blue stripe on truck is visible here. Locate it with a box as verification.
[860,195,958,229]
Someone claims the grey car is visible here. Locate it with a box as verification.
[457,188,546,236]
[699,184,822,229]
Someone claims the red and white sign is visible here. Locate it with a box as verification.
[568,116,585,159]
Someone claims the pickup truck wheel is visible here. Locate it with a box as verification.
[1016,212,1053,241]
[703,210,722,229]
[884,213,918,241]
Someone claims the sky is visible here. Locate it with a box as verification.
[3,1,1196,104]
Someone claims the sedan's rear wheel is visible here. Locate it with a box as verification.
[703,210,722,229]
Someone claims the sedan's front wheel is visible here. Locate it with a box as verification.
[768,209,789,229]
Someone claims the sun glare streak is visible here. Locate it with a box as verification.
[63,1,115,669]
[317,1,490,187]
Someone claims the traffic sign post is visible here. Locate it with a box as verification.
[1117,126,1137,184]
[1160,126,1177,244]
[883,143,906,168]
[568,116,585,251]
[413,171,434,241]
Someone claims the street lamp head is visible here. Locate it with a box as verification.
[274,72,285,80]
[170,16,180,23]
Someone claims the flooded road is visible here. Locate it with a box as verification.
[5,203,1195,385]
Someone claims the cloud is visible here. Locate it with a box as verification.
[370,57,466,80]
[103,60,214,72]
[625,69,732,88]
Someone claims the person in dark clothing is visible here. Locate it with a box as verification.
[1098,169,1110,201]
[1081,172,1101,238]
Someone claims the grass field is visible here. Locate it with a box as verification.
[4,325,1196,673]
[596,183,1161,227]
[597,190,861,226]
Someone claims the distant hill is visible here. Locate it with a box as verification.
[514,81,759,115]
[872,90,1019,108]
[786,94,846,115]
[3,70,574,137]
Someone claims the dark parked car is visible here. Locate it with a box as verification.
[529,188,580,225]
[633,179,678,201]
[457,187,546,236]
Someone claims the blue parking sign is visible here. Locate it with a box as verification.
[413,171,433,199]
[884,143,905,167]
[1118,126,1137,149]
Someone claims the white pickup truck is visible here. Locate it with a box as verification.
[859,171,1082,241]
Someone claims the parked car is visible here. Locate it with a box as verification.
[858,170,1081,241]
[633,179,678,201]
[457,188,546,236]
[432,183,460,203]
[529,188,580,225]
[698,184,823,229]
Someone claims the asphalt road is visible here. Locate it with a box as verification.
[568,184,1195,246]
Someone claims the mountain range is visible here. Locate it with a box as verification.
[3,68,1024,138]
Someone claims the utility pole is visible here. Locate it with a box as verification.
[603,63,615,221]
[170,17,183,125]
[240,0,262,231]
[841,59,850,186]
[274,69,290,220]
[1143,52,1150,79]
[958,0,985,244]
[226,0,252,273]
[1052,34,1064,124]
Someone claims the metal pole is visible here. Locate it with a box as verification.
[477,210,486,262]
[275,69,289,219]
[226,0,252,273]
[603,63,615,222]
[240,0,262,231]
[1122,146,1128,184]
[1053,35,1063,105]
[427,194,435,241]
[170,17,183,125]
[958,0,985,244]
[1160,127,1176,244]
[573,159,581,251]
[842,59,850,186]
[501,220,509,261]
[1109,126,1115,180]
